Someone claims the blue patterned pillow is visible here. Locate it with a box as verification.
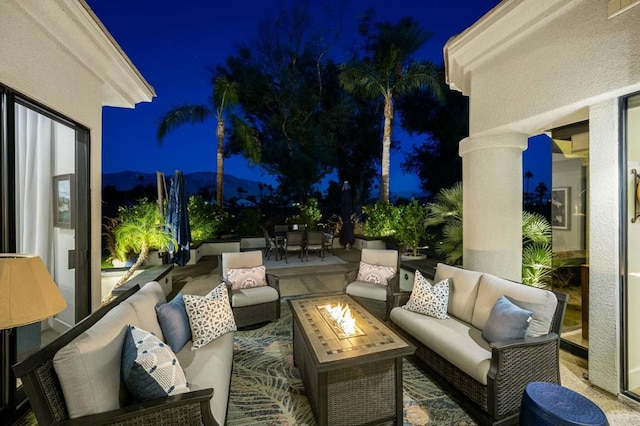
[155,293,191,353]
[402,271,450,319]
[482,296,533,343]
[121,325,189,401]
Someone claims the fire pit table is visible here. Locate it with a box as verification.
[288,294,415,426]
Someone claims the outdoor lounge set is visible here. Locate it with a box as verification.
[13,248,569,426]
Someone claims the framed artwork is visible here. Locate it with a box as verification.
[551,187,570,230]
[53,174,74,228]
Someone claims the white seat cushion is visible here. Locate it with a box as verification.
[177,331,234,426]
[390,306,492,385]
[345,281,388,301]
[230,285,279,307]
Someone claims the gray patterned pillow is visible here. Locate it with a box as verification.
[226,265,267,290]
[356,261,397,286]
[402,271,450,319]
[184,283,237,350]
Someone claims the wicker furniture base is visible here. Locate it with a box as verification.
[233,299,280,329]
[289,295,414,426]
[348,294,388,320]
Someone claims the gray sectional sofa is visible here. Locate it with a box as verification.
[390,263,568,425]
[13,282,233,426]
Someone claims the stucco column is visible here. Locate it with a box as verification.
[459,133,528,281]
[588,99,620,394]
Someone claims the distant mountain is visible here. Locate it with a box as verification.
[102,171,265,198]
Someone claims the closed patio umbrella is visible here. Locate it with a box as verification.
[340,181,355,248]
[166,170,191,266]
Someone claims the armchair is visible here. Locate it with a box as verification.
[344,248,400,320]
[220,251,280,328]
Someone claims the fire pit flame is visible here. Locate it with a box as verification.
[324,303,356,336]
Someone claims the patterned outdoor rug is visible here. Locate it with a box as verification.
[227,301,475,425]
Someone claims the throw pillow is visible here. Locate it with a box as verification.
[183,283,237,350]
[121,325,189,401]
[482,295,533,343]
[402,271,450,319]
[356,261,397,286]
[226,265,267,290]
[155,293,191,353]
[505,294,557,337]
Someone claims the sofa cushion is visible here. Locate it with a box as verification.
[403,271,450,319]
[471,273,558,336]
[434,263,483,323]
[124,281,166,341]
[356,261,396,286]
[390,307,492,385]
[155,293,191,353]
[345,281,388,301]
[481,296,533,343]
[177,330,234,426]
[184,283,237,350]
[53,303,139,418]
[121,325,189,401]
[230,285,279,308]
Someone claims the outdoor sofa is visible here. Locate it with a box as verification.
[390,263,568,425]
[13,281,233,426]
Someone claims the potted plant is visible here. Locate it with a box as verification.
[395,199,430,260]
[103,198,176,304]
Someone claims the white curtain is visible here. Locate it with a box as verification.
[15,104,54,271]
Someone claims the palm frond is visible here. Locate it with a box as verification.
[393,61,443,100]
[157,104,212,143]
[522,211,551,244]
[522,242,554,287]
[232,115,261,163]
[338,64,385,98]
[214,75,240,112]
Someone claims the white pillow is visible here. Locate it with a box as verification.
[356,261,397,286]
[226,265,267,290]
[183,283,237,350]
[403,271,450,319]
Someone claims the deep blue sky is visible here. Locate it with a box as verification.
[86,0,547,197]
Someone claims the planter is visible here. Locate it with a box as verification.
[400,253,427,261]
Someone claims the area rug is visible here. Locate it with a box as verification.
[227,302,475,425]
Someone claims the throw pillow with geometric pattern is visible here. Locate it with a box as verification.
[402,271,450,319]
[183,283,237,350]
[356,261,397,286]
[226,265,267,290]
[121,325,190,401]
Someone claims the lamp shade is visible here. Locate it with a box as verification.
[0,254,67,329]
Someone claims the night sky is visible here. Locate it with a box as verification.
[86,0,546,197]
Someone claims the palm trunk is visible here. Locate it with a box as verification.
[381,93,394,203]
[102,243,149,305]
[216,117,225,205]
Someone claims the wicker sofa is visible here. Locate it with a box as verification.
[13,282,234,426]
[390,263,568,425]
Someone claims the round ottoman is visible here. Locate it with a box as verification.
[520,382,609,426]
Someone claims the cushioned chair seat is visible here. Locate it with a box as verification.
[390,307,492,385]
[231,285,279,308]
[346,281,388,301]
[176,331,235,425]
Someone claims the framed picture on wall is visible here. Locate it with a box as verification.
[53,174,74,228]
[551,187,570,230]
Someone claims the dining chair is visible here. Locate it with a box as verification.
[284,231,305,263]
[305,230,324,260]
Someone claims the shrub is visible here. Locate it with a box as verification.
[395,199,430,256]
[362,202,399,238]
[188,196,229,242]
[298,198,323,230]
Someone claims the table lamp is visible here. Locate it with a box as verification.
[0,254,66,424]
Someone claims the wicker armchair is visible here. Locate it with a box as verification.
[343,248,400,320]
[220,250,280,328]
[12,286,218,426]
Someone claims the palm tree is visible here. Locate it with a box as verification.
[157,75,258,205]
[338,17,441,202]
[524,170,533,204]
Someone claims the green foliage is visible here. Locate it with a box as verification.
[188,196,230,242]
[362,202,400,237]
[426,183,463,265]
[298,198,323,230]
[395,199,430,256]
[236,207,262,236]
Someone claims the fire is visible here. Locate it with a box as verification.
[324,303,356,336]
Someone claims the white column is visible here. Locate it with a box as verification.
[588,99,620,394]
[459,133,528,281]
